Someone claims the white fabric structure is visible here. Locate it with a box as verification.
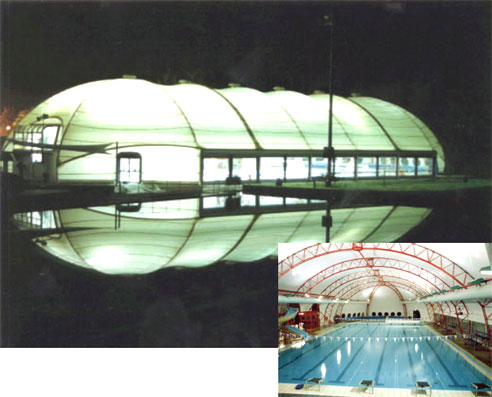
[5,78,445,184]
[13,201,431,275]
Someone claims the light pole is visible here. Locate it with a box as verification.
[323,12,335,187]
[322,12,335,242]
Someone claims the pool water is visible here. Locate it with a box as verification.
[279,323,491,390]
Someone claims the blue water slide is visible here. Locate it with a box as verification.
[279,306,299,324]
[285,325,310,340]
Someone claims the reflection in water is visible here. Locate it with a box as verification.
[347,340,351,355]
[12,195,431,274]
[336,349,342,365]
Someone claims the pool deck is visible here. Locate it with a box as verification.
[279,382,483,396]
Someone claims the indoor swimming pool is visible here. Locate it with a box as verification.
[279,323,491,390]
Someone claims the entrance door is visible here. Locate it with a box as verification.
[117,152,141,183]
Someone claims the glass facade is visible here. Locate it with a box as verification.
[417,158,433,176]
[357,157,377,178]
[399,157,416,176]
[286,157,309,179]
[232,158,256,181]
[13,210,56,229]
[335,157,355,178]
[13,125,60,163]
[259,196,284,206]
[311,157,327,178]
[200,154,434,183]
[203,158,229,182]
[240,194,257,207]
[202,196,227,209]
[260,157,284,180]
[378,157,397,177]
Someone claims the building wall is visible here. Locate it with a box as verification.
[367,286,404,315]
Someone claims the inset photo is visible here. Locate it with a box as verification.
[278,243,492,396]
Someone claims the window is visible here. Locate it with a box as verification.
[13,125,60,163]
[311,157,327,178]
[202,196,227,209]
[42,126,58,145]
[259,195,283,206]
[12,211,56,229]
[117,152,141,183]
[357,157,377,178]
[417,158,433,176]
[240,194,257,207]
[285,157,309,179]
[398,157,416,176]
[259,157,284,180]
[232,158,256,181]
[203,158,229,182]
[334,157,355,178]
[378,157,396,177]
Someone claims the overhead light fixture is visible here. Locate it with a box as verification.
[304,293,310,297]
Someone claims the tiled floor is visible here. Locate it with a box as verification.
[279,382,487,396]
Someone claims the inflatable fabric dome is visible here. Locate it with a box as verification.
[5,78,445,184]
[13,199,431,274]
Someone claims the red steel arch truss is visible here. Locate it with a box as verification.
[296,257,451,295]
[279,243,474,287]
[317,268,454,318]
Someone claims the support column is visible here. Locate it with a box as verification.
[478,299,492,360]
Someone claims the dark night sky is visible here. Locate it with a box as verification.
[1,1,491,173]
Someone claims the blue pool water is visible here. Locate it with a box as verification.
[279,323,491,390]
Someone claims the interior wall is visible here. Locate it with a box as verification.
[340,303,367,317]
[406,303,431,321]
[367,286,403,315]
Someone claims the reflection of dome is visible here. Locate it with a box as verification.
[14,199,431,274]
[5,78,445,184]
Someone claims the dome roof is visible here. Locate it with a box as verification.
[16,78,445,169]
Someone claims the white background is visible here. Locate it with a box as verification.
[0,348,278,396]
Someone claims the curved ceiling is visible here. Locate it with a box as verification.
[13,78,445,169]
[278,243,490,301]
